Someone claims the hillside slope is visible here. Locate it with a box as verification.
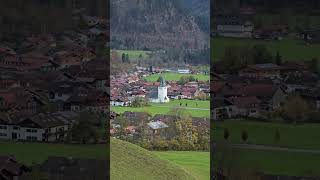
[110,0,208,50]
[110,138,195,180]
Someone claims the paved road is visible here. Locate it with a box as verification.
[227,143,320,154]
[152,105,210,111]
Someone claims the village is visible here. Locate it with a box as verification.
[110,64,210,150]
[0,11,109,143]
[0,4,110,179]
[212,62,320,121]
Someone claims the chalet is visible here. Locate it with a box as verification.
[299,88,320,110]
[110,97,130,106]
[228,96,261,117]
[283,71,319,92]
[301,28,320,43]
[147,121,168,137]
[216,15,254,38]
[212,98,235,120]
[0,112,76,142]
[237,84,287,111]
[239,63,282,79]
[121,111,150,126]
[253,25,289,40]
[68,93,108,113]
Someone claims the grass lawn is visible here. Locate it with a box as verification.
[111,99,210,118]
[154,151,210,180]
[111,138,195,180]
[214,148,320,177]
[211,37,320,61]
[112,49,151,59]
[144,72,209,82]
[0,141,108,165]
[213,120,320,150]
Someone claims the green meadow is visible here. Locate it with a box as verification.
[144,72,210,82]
[111,99,210,118]
[214,148,320,177]
[0,141,108,165]
[111,138,195,180]
[213,120,320,150]
[211,37,320,61]
[155,151,210,180]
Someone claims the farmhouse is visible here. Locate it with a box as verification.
[239,63,282,79]
[212,98,235,120]
[147,121,169,137]
[216,15,254,38]
[0,112,77,142]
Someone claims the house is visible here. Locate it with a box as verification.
[147,121,169,137]
[237,84,287,111]
[68,93,108,113]
[228,96,261,117]
[121,111,150,126]
[177,69,190,74]
[301,28,320,43]
[0,112,76,142]
[283,71,319,92]
[299,88,320,110]
[212,98,235,120]
[110,97,130,106]
[239,63,282,79]
[0,156,30,180]
[216,15,254,38]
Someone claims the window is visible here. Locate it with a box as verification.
[13,126,19,130]
[0,126,7,130]
[27,129,37,133]
[0,133,6,136]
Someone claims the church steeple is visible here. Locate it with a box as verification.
[159,76,166,87]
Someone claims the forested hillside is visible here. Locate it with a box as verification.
[110,0,209,51]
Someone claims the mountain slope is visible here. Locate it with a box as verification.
[110,138,195,180]
[110,0,208,50]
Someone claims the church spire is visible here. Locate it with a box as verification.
[159,76,166,87]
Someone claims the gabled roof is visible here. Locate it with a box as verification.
[147,121,168,130]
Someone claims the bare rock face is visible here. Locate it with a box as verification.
[110,0,209,50]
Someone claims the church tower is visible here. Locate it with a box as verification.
[158,76,169,103]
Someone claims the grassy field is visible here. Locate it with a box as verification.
[214,148,320,177]
[155,151,210,180]
[111,138,195,180]
[211,37,320,61]
[111,99,210,118]
[213,120,320,150]
[112,49,151,59]
[144,72,210,82]
[0,141,108,165]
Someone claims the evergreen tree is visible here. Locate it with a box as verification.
[275,51,282,65]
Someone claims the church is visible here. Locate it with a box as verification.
[148,76,170,103]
